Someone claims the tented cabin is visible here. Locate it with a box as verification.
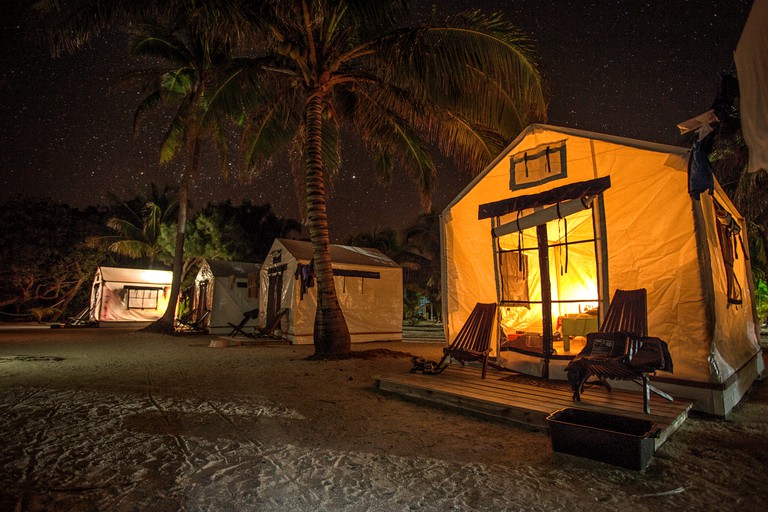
[259,239,403,344]
[89,266,173,327]
[442,124,763,416]
[192,259,261,334]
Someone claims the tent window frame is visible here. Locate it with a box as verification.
[125,286,161,310]
[492,196,603,368]
[496,234,598,310]
[509,140,568,190]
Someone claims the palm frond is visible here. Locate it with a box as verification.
[239,93,301,175]
[366,10,547,125]
[343,0,411,38]
[107,239,152,259]
[161,68,196,97]
[159,104,192,164]
[143,202,164,240]
[106,217,146,241]
[132,90,163,136]
[130,27,192,65]
[198,65,247,127]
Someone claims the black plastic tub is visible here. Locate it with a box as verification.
[546,408,660,470]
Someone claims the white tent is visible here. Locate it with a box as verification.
[442,124,764,416]
[192,259,261,334]
[89,266,173,326]
[735,0,768,174]
[259,239,403,344]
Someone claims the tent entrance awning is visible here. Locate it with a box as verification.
[478,176,611,220]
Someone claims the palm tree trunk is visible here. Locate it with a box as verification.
[305,94,350,358]
[143,147,195,334]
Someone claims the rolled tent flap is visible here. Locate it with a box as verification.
[492,195,596,238]
[478,176,611,219]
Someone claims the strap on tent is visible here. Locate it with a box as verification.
[492,195,595,238]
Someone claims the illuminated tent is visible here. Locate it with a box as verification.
[442,124,763,416]
[89,266,173,326]
[192,259,260,334]
[259,239,403,344]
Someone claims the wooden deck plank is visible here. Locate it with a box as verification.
[393,367,688,420]
[375,364,693,450]
[441,365,691,415]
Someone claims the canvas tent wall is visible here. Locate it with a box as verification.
[192,259,261,334]
[89,266,173,326]
[259,239,403,344]
[442,124,763,416]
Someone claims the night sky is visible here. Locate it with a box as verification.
[0,1,753,242]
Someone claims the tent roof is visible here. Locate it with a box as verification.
[98,266,172,285]
[443,123,689,216]
[204,259,261,278]
[276,239,400,268]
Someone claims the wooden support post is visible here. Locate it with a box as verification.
[537,224,553,379]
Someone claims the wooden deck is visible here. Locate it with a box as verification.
[376,365,693,450]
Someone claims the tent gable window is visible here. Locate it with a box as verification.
[510,140,567,189]
[125,286,161,310]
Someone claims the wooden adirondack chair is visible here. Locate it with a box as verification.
[412,303,498,379]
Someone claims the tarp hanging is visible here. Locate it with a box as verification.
[735,0,768,174]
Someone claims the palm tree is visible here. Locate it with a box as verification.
[88,187,177,268]
[37,1,546,352]
[238,1,546,357]
[36,1,252,334]
[122,20,242,332]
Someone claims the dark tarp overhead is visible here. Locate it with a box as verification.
[478,176,611,220]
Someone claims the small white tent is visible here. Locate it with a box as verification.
[89,266,173,326]
[192,259,261,334]
[442,124,763,416]
[259,239,403,344]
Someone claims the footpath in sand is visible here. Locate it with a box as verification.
[1,328,767,511]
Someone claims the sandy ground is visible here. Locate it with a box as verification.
[1,328,767,512]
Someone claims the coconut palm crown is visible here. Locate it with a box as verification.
[120,20,243,332]
[237,0,547,356]
[35,0,546,353]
